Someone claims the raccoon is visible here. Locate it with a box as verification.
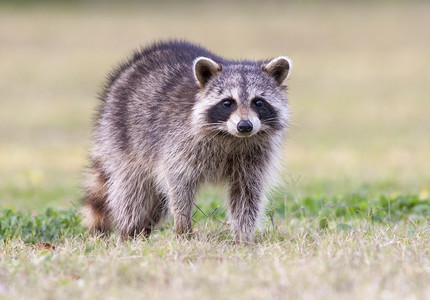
[82,40,292,243]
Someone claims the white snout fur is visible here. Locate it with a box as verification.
[227,111,261,137]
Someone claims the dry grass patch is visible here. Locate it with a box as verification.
[1,220,429,300]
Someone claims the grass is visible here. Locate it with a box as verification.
[1,1,430,299]
[1,211,430,299]
[1,193,430,244]
[1,194,429,299]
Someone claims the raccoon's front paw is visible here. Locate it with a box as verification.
[119,227,152,242]
[231,224,255,244]
[233,233,253,245]
[174,214,193,238]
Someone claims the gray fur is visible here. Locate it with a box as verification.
[82,40,292,243]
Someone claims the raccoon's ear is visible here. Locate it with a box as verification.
[193,57,222,88]
[262,56,292,86]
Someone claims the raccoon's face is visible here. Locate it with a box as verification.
[192,56,292,138]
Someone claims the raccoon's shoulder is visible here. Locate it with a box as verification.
[99,40,224,101]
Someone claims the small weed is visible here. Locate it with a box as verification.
[0,208,84,244]
[269,192,430,222]
[1,193,429,244]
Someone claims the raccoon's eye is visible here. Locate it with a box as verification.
[253,98,264,107]
[222,98,234,108]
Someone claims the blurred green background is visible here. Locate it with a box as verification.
[1,1,429,211]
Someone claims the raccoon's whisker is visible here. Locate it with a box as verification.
[204,130,225,144]
[200,124,228,143]
[261,118,278,123]
[203,122,224,129]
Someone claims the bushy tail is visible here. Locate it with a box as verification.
[81,161,111,234]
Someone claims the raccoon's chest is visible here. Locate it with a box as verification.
[186,139,233,182]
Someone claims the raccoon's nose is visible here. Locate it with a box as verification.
[237,120,253,133]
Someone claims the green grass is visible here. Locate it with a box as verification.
[1,209,429,300]
[0,208,83,244]
[1,1,430,299]
[1,192,429,299]
[2,193,429,244]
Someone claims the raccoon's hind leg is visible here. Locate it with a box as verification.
[140,192,169,237]
[165,177,198,237]
[82,161,112,235]
[106,170,168,241]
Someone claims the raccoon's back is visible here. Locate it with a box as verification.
[95,41,222,155]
